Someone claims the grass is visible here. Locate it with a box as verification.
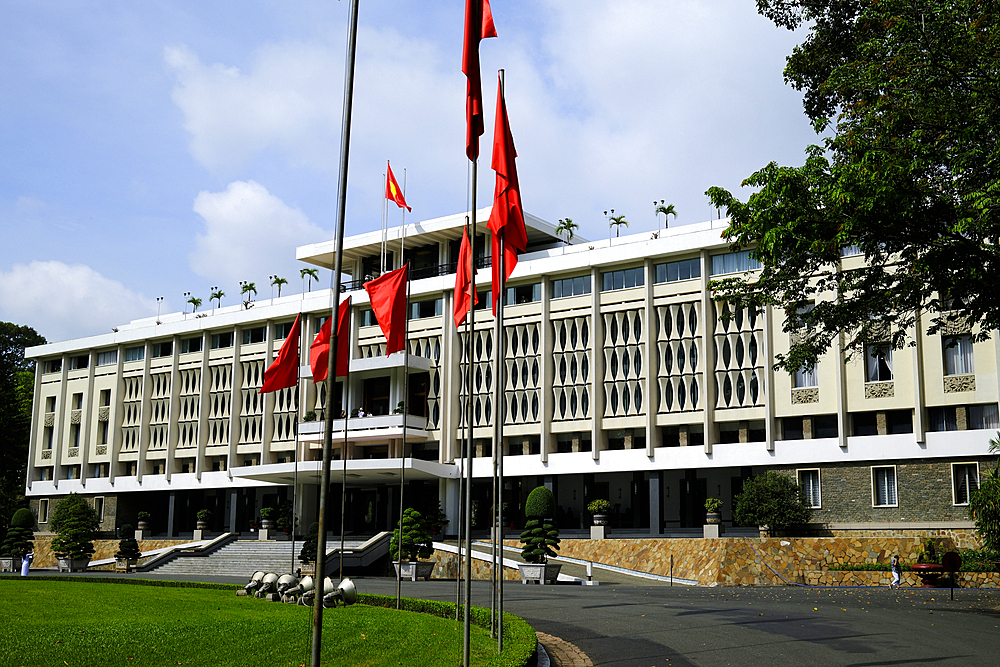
[0,579,534,667]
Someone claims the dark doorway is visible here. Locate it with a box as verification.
[679,471,707,528]
[408,372,430,417]
[363,376,390,415]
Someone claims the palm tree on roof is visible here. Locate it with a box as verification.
[271,275,288,298]
[655,202,677,229]
[609,214,628,238]
[300,268,319,292]
[555,218,578,243]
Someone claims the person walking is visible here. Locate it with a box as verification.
[890,554,902,589]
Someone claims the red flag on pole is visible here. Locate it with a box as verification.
[310,296,352,382]
[453,227,479,328]
[260,313,301,393]
[462,0,498,161]
[487,75,526,312]
[385,162,411,212]
[365,264,409,355]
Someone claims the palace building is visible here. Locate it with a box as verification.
[23,209,997,538]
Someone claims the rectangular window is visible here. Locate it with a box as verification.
[551,274,592,299]
[124,346,144,362]
[872,466,898,507]
[798,469,821,508]
[315,315,331,333]
[853,411,879,436]
[840,245,863,257]
[38,499,48,523]
[793,365,817,388]
[928,407,958,432]
[953,463,979,505]
[99,421,109,445]
[45,359,62,373]
[943,335,974,375]
[73,393,83,410]
[654,258,701,284]
[710,250,761,275]
[180,337,202,354]
[151,341,172,358]
[782,417,804,440]
[210,332,234,349]
[601,267,644,291]
[45,396,56,413]
[814,415,839,439]
[866,344,893,382]
[504,283,541,305]
[968,404,1000,430]
[241,326,266,345]
[43,427,53,449]
[100,389,111,407]
[70,355,89,370]
[886,409,913,434]
[409,299,443,319]
[473,291,492,311]
[274,321,295,340]
[94,497,105,522]
[96,350,118,366]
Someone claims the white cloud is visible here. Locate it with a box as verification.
[0,261,156,342]
[189,180,329,285]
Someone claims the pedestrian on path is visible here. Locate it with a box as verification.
[889,554,901,589]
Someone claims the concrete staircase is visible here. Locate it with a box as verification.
[144,533,390,578]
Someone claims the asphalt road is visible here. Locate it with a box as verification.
[353,578,1000,667]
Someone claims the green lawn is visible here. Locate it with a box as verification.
[0,580,531,667]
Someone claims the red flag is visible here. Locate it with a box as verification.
[462,0,498,161]
[453,227,479,328]
[385,162,411,212]
[260,313,301,393]
[310,296,352,382]
[365,264,409,355]
[487,76,526,312]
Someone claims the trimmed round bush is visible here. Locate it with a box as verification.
[299,522,319,564]
[520,486,560,564]
[50,494,100,560]
[1,508,35,558]
[115,524,142,560]
[733,471,811,531]
[524,486,556,519]
[390,508,433,562]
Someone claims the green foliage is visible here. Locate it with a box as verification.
[608,214,628,238]
[524,486,556,519]
[1,508,35,557]
[960,548,1000,572]
[0,580,536,667]
[426,501,449,534]
[556,217,578,241]
[706,0,1000,372]
[275,503,293,532]
[519,517,560,564]
[916,538,944,564]
[299,522,319,564]
[970,469,1000,552]
[732,471,811,531]
[303,410,317,422]
[50,494,100,560]
[828,562,895,572]
[705,497,723,514]
[114,524,141,560]
[0,323,45,541]
[390,508,433,562]
[136,511,150,522]
[586,499,610,514]
[655,203,677,228]
[258,506,274,520]
[196,508,211,523]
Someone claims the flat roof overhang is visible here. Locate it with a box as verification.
[231,458,458,485]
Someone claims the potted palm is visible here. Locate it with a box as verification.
[587,498,611,540]
[258,507,274,540]
[115,524,142,572]
[194,509,211,540]
[705,498,723,524]
[391,508,435,581]
[1,508,35,573]
[519,486,562,584]
[51,494,99,572]
[136,511,151,539]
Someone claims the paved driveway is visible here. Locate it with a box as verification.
[355,578,1000,666]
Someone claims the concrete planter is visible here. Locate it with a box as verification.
[910,563,945,587]
[57,557,90,573]
[393,561,434,581]
[115,557,138,573]
[592,514,609,526]
[0,556,22,573]
[517,563,562,585]
[705,512,722,525]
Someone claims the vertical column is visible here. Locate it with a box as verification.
[195,331,211,479]
[643,258,658,454]
[227,327,242,476]
[53,354,69,485]
[649,471,662,535]
[764,305,777,451]
[700,250,715,454]
[25,360,43,492]
[136,343,152,482]
[539,277,553,462]
[834,330,848,448]
[79,350,97,481]
[108,344,125,483]
[262,319,277,459]
[590,267,603,459]
[912,310,926,444]
[165,335,181,480]
[229,489,239,533]
[167,490,176,537]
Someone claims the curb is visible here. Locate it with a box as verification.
[536,631,594,667]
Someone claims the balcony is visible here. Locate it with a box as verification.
[297,413,429,444]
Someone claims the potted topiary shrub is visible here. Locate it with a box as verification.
[276,503,294,537]
[1,508,36,573]
[299,522,319,575]
[50,494,99,572]
[705,498,723,524]
[115,524,142,572]
[587,499,611,525]
[258,507,275,540]
[391,508,434,581]
[519,486,561,584]
[193,509,211,540]
[136,511,151,539]
[427,501,449,537]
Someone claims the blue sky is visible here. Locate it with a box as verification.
[0,1,816,342]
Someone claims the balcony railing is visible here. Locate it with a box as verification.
[341,257,491,292]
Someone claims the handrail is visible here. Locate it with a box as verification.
[136,532,239,572]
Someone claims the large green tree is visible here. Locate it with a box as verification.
[706,0,1000,372]
[0,323,46,540]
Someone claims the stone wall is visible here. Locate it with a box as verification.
[430,549,520,581]
[805,570,1000,588]
[28,535,189,569]
[770,457,997,524]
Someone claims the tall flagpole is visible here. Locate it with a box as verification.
[291,313,302,573]
[312,0,360,664]
[462,166,477,667]
[396,176,409,610]
[340,327,351,577]
[455,215,471,621]
[494,67,508,653]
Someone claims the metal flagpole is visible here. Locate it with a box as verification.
[462,169,477,667]
[311,0,360,664]
[291,313,302,573]
[340,338,351,577]
[455,214,471,621]
[396,174,409,610]
[496,69,507,652]
[381,172,388,273]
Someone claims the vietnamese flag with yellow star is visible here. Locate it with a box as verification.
[385,162,411,212]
